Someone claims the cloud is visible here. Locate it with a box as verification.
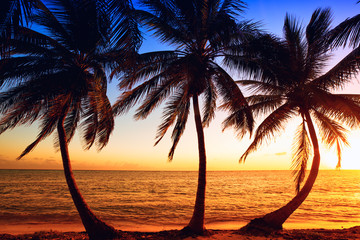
[0,157,62,169]
[45,158,57,163]
[119,162,142,170]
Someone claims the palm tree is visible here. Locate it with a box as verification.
[224,8,360,232]
[112,0,254,234]
[0,0,140,239]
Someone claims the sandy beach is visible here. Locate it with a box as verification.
[1,226,360,240]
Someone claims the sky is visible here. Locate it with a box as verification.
[0,0,360,171]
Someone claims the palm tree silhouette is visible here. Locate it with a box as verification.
[0,0,140,239]
[113,0,254,234]
[224,8,360,232]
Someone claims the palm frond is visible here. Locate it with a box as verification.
[17,95,67,158]
[213,64,253,136]
[283,13,305,69]
[116,51,178,90]
[134,76,180,120]
[223,33,286,85]
[94,81,114,150]
[291,118,311,193]
[167,92,190,161]
[313,45,360,90]
[113,67,175,116]
[312,108,350,170]
[335,139,343,169]
[306,8,332,46]
[201,81,217,127]
[12,26,70,55]
[31,0,71,47]
[329,13,360,48]
[81,107,98,150]
[18,111,58,159]
[0,0,43,57]
[305,8,332,79]
[313,91,360,129]
[240,103,296,162]
[108,0,142,50]
[80,74,112,150]
[154,88,189,145]
[245,94,284,118]
[312,108,349,148]
[0,101,40,134]
[207,1,249,49]
[218,0,246,17]
[236,80,285,96]
[135,5,190,47]
[221,94,283,138]
[63,102,80,143]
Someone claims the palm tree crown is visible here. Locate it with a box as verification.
[0,0,141,238]
[224,8,360,231]
[114,0,254,158]
[113,0,255,234]
[0,0,115,152]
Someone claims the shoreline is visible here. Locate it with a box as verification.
[1,220,358,234]
[1,226,360,240]
[1,220,358,235]
[1,222,360,239]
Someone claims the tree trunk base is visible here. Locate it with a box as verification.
[239,217,282,235]
[181,226,210,237]
[87,225,122,240]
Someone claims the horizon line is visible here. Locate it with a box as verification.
[1,168,359,171]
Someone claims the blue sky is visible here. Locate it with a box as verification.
[1,0,360,170]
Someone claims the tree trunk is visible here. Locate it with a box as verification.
[57,114,119,240]
[243,111,320,233]
[184,95,207,234]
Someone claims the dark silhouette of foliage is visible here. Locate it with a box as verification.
[0,0,141,239]
[224,8,360,232]
[113,0,255,235]
[0,0,47,58]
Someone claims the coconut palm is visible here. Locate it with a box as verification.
[0,0,140,239]
[224,8,360,231]
[112,0,254,234]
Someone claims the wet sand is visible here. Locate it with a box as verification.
[1,226,360,239]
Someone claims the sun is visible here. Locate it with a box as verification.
[321,130,360,170]
[339,131,360,170]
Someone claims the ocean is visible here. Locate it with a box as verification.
[0,170,359,231]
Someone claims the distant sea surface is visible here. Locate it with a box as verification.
[0,170,359,231]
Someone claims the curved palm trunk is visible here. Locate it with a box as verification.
[184,95,207,234]
[244,111,320,232]
[57,115,119,240]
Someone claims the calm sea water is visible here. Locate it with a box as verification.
[0,170,359,230]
